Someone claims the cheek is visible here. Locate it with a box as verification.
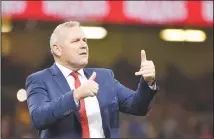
[62,45,76,56]
[65,51,77,59]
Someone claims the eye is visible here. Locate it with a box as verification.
[71,39,79,43]
[83,38,87,42]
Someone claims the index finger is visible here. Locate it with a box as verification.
[141,50,147,62]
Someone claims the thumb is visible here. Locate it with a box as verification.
[141,50,147,63]
[89,72,96,80]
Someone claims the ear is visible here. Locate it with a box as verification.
[52,44,62,57]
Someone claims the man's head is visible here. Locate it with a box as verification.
[50,21,88,71]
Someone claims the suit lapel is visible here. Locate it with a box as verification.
[50,63,81,124]
[51,66,70,94]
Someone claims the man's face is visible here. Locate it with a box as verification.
[58,26,89,69]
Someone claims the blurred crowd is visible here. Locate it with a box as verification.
[119,97,213,138]
[1,59,213,138]
[2,102,213,138]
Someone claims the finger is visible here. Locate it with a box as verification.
[140,66,155,71]
[91,85,98,92]
[138,66,155,72]
[89,72,96,80]
[141,50,147,63]
[135,71,143,76]
[135,69,155,76]
[92,85,99,91]
[91,88,98,95]
[93,91,98,96]
[143,73,155,77]
[89,92,96,97]
[141,61,154,67]
[135,71,150,76]
[92,81,99,87]
[90,82,99,90]
[136,70,154,75]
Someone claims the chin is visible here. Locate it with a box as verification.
[79,60,88,67]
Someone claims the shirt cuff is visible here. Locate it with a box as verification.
[149,83,157,90]
[75,101,79,108]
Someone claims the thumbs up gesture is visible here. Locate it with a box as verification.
[135,50,155,85]
[73,72,99,102]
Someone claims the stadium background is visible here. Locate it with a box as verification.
[1,1,213,138]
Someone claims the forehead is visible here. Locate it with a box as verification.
[63,26,86,39]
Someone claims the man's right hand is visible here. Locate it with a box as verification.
[73,72,99,102]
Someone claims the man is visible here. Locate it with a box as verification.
[25,21,158,138]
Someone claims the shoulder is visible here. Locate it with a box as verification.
[85,68,116,84]
[86,68,114,76]
[26,68,51,83]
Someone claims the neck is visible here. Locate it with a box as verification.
[55,59,84,71]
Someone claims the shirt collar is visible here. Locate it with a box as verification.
[55,62,85,78]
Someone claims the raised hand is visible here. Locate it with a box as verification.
[135,50,155,85]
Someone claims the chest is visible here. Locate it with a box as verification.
[84,96,101,121]
[48,75,117,112]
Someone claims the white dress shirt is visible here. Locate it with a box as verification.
[55,62,105,138]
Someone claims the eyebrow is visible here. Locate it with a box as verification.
[72,37,87,41]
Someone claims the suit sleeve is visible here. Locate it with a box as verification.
[109,70,158,116]
[26,74,79,130]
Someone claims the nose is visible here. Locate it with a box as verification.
[80,44,87,50]
[80,41,87,48]
[80,44,87,48]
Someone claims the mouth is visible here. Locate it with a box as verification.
[79,52,87,56]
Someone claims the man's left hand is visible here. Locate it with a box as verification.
[135,50,155,85]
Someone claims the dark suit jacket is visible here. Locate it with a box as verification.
[25,63,158,138]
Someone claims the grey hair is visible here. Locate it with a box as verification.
[50,21,80,48]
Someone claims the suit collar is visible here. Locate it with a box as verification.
[50,63,92,78]
[55,62,85,78]
[50,63,60,76]
[83,68,94,79]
